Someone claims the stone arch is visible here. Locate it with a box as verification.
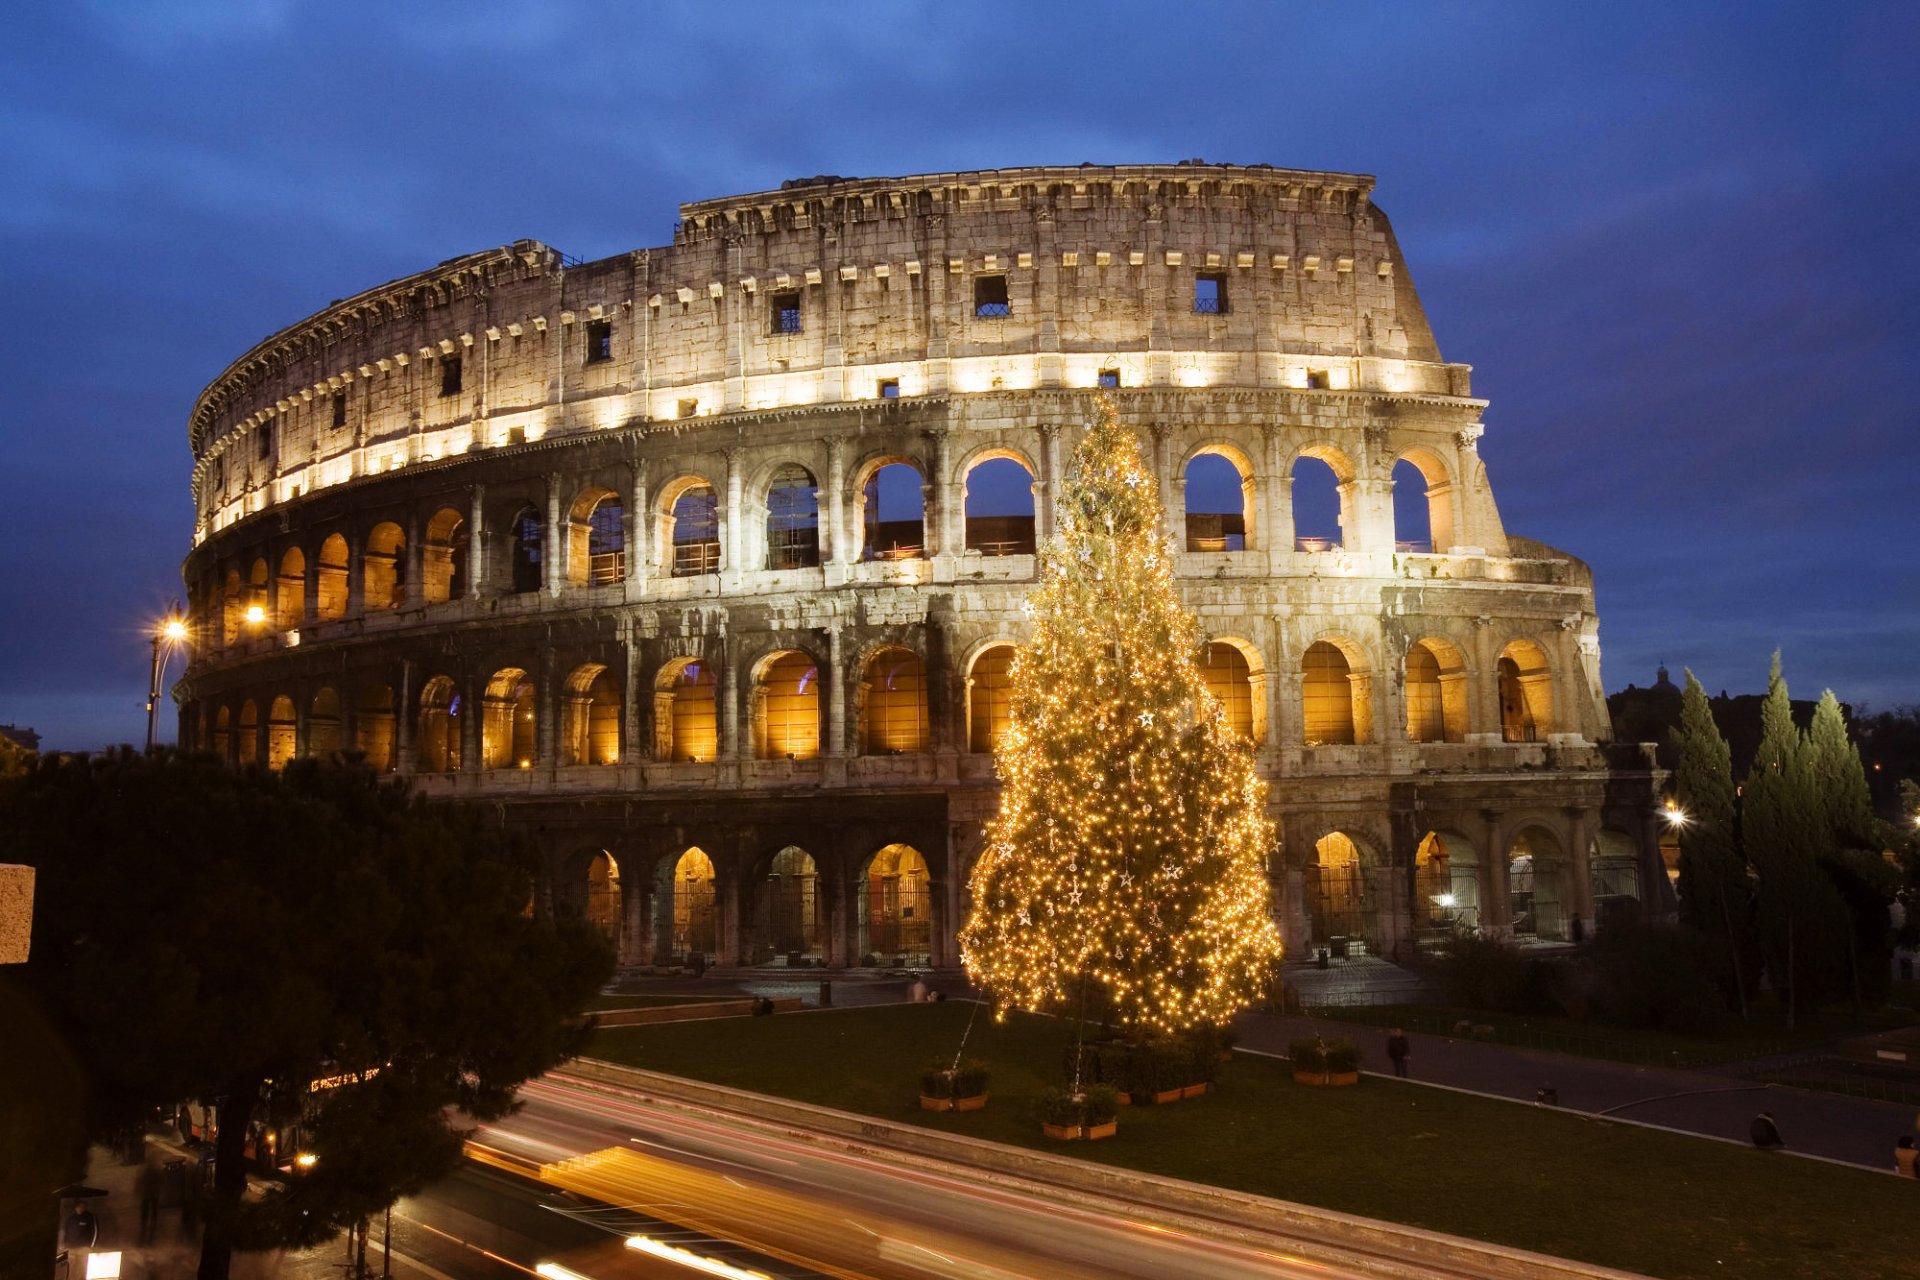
[654,656,718,762]
[508,503,543,593]
[481,667,536,769]
[274,546,306,630]
[560,662,620,766]
[211,704,232,763]
[222,568,243,644]
[416,675,461,772]
[237,698,259,766]
[316,533,349,619]
[1289,443,1356,552]
[752,649,821,760]
[965,642,1018,753]
[355,683,396,770]
[1507,824,1569,940]
[1308,831,1368,946]
[856,457,927,561]
[247,558,270,626]
[1414,829,1481,935]
[266,695,296,770]
[1498,638,1555,742]
[1591,828,1644,929]
[1200,638,1266,745]
[1302,636,1373,745]
[763,463,820,570]
[308,687,342,757]
[1392,446,1456,553]
[363,521,406,611]
[858,645,928,754]
[581,850,621,945]
[1181,444,1256,552]
[1404,636,1469,743]
[567,486,625,587]
[655,474,720,577]
[422,506,467,603]
[667,846,718,959]
[760,845,824,962]
[962,450,1037,556]
[860,843,931,963]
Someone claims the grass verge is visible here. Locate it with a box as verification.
[583,993,718,1012]
[586,1002,1919,1280]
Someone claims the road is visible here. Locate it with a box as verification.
[442,1073,1397,1280]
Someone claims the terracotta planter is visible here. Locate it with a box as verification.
[919,1095,954,1112]
[1152,1088,1184,1105]
[1292,1070,1360,1087]
[1042,1121,1082,1141]
[1115,1092,1133,1107]
[953,1094,988,1112]
[1181,1082,1208,1099]
[1218,1051,1234,1063]
[1083,1120,1118,1141]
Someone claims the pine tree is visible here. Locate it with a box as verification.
[1743,654,1849,1012]
[1670,669,1756,1004]
[1807,690,1879,853]
[959,398,1282,1041]
[1805,690,1899,1006]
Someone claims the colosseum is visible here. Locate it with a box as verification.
[176,162,1670,973]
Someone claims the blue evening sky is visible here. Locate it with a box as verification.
[1,1,1915,749]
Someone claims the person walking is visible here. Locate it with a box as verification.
[1750,1111,1785,1150]
[1895,1136,1918,1179]
[1385,1028,1411,1078]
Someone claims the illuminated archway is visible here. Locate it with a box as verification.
[1498,639,1555,742]
[861,646,928,754]
[861,843,931,961]
[266,695,296,770]
[363,522,405,611]
[860,461,926,560]
[1404,637,1468,743]
[671,847,717,958]
[754,650,820,759]
[1508,825,1567,940]
[316,534,349,619]
[967,644,1016,753]
[964,456,1036,556]
[423,507,467,603]
[1309,833,1365,945]
[1183,449,1251,552]
[308,687,341,757]
[764,846,823,959]
[1302,639,1371,745]
[356,684,395,770]
[275,547,306,630]
[416,676,461,772]
[654,657,717,762]
[482,668,536,769]
[560,663,620,766]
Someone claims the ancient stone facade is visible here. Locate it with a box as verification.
[177,163,1669,971]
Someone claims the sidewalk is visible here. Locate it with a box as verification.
[1237,1010,1914,1170]
[59,1137,445,1280]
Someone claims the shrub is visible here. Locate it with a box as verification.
[1179,1034,1219,1085]
[1563,922,1724,1033]
[1144,1040,1189,1093]
[1038,1083,1122,1127]
[1081,1083,1120,1125]
[1321,1037,1361,1073]
[1438,933,1558,1013]
[922,1057,989,1098]
[1289,1035,1360,1073]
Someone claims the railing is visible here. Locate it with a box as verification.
[974,302,1010,319]
[588,550,625,584]
[1194,295,1225,315]
[1295,536,1341,552]
[967,539,1033,558]
[772,311,802,335]
[672,540,721,576]
[1395,539,1433,554]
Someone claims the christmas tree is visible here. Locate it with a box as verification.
[959,398,1281,1040]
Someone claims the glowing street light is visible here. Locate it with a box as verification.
[1662,799,1689,829]
[145,606,188,755]
[244,604,266,625]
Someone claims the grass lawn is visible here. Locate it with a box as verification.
[1316,999,1919,1070]
[586,1003,1920,1280]
[583,993,719,1012]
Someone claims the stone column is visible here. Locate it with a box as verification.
[627,460,648,592]
[466,484,486,599]
[826,436,849,565]
[618,860,651,970]
[1264,425,1293,562]
[403,509,423,610]
[1566,808,1597,930]
[460,673,483,773]
[622,632,643,766]
[394,660,415,773]
[536,649,559,769]
[721,655,741,759]
[544,476,564,596]
[722,448,743,589]
[1481,810,1511,938]
[931,428,954,559]
[825,623,845,758]
[1037,424,1061,543]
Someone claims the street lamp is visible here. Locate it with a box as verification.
[145,608,188,754]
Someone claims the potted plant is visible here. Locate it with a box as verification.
[1038,1084,1121,1140]
[1081,1084,1120,1140]
[1289,1035,1362,1086]
[1147,1040,1187,1104]
[1179,1036,1218,1098]
[919,1058,990,1111]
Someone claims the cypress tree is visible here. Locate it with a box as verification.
[1807,690,1879,853]
[1806,690,1898,1006]
[1670,669,1756,1005]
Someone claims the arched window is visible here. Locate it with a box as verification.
[568,489,625,587]
[1508,827,1567,940]
[1591,830,1643,927]
[861,462,926,560]
[561,663,620,766]
[247,559,270,625]
[584,852,620,941]
[270,702,299,771]
[671,847,717,957]
[1416,831,1481,933]
[1392,459,1433,554]
[356,684,396,771]
[765,465,820,570]
[667,483,720,577]
[363,522,406,611]
[862,843,931,961]
[654,658,717,762]
[1309,832,1365,944]
[1302,640,1370,745]
[316,534,349,619]
[1499,640,1555,742]
[862,647,928,754]
[765,847,822,958]
[275,547,306,630]
[964,457,1035,556]
[236,699,259,765]
[1404,638,1468,743]
[212,705,232,763]
[510,505,543,594]
[1184,452,1247,551]
[756,651,820,759]
[423,507,467,603]
[1199,642,1257,742]
[967,645,1016,753]
[308,688,341,757]
[222,568,243,644]
[1291,451,1346,551]
[482,668,537,769]
[416,676,461,772]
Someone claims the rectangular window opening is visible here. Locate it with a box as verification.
[257,422,273,459]
[973,275,1010,318]
[1096,368,1121,389]
[771,291,802,335]
[1195,272,1228,315]
[330,391,347,428]
[1306,370,1330,390]
[585,319,613,364]
[677,398,699,419]
[439,355,463,398]
[878,379,900,399]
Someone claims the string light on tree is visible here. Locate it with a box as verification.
[959,396,1282,1039]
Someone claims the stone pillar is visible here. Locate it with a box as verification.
[931,429,954,559]
[618,861,651,970]
[1566,808,1597,930]
[1151,423,1176,544]
[627,460,648,592]
[719,873,745,966]
[721,656,741,759]
[460,673,483,772]
[536,649,559,769]
[1481,810,1511,938]
[394,660,415,773]
[1276,670,1305,748]
[544,476,564,597]
[1468,619,1501,740]
[466,485,486,599]
[302,541,322,625]
[1264,425,1293,562]
[403,509,423,610]
[1037,424,1061,543]
[824,874,849,968]
[826,436,849,565]
[622,632,643,765]
[826,623,845,758]
[722,448,743,589]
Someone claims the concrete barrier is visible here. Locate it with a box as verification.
[557,1057,1648,1280]
[591,996,805,1027]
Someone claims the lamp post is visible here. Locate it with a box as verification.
[145,609,188,754]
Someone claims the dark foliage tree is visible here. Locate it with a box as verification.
[1,750,611,1279]
[1805,691,1899,1007]
[1670,670,1759,1007]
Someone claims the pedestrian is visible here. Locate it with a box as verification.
[137,1155,162,1241]
[1750,1111,1785,1149]
[1385,1028,1410,1078]
[1896,1136,1918,1179]
[1536,1084,1559,1106]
